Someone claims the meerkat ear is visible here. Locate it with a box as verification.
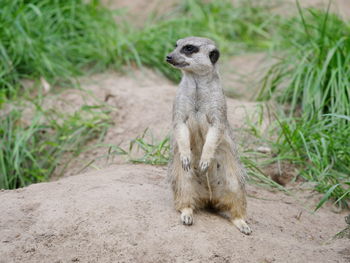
[209,49,220,64]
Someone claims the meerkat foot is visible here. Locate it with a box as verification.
[180,208,193,225]
[180,155,191,171]
[232,218,252,235]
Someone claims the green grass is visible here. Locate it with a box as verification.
[0,101,111,189]
[108,130,170,166]
[257,5,350,208]
[258,6,350,120]
[0,0,277,96]
[0,0,127,99]
[271,114,350,209]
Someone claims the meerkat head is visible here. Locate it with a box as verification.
[166,36,220,75]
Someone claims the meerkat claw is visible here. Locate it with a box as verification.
[181,156,191,171]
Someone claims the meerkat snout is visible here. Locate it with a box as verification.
[165,36,220,74]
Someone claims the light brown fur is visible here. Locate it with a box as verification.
[166,37,251,235]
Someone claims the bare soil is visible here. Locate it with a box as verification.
[0,164,349,263]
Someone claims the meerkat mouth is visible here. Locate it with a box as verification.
[167,60,189,68]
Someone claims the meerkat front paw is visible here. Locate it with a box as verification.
[180,208,193,225]
[199,158,210,173]
[180,155,191,171]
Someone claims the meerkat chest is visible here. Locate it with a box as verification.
[186,101,211,137]
[180,83,221,135]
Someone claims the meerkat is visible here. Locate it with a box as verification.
[166,36,252,235]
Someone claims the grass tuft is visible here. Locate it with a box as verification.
[0,102,111,189]
[258,8,350,120]
[257,5,350,208]
[0,0,126,98]
[109,130,170,166]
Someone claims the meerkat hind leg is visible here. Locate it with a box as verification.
[170,150,197,225]
[215,152,252,235]
[217,198,251,235]
[228,194,252,235]
[175,174,196,225]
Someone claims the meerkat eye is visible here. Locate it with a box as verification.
[181,45,199,55]
[185,45,194,51]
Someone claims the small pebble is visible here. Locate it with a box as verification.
[257,146,272,154]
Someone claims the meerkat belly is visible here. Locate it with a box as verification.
[185,110,211,173]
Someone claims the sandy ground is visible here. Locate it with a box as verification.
[1,165,349,263]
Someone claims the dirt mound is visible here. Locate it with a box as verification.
[0,164,348,263]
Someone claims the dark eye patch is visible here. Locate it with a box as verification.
[180,45,199,55]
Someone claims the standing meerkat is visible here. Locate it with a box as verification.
[166,36,252,235]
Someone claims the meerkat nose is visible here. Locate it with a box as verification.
[166,55,173,61]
